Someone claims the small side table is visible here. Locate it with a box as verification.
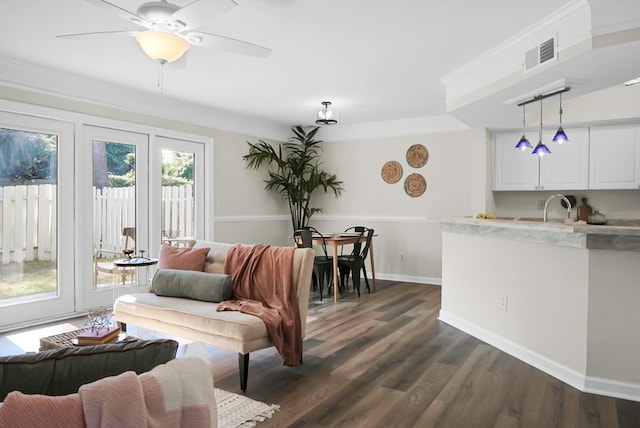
[113,257,158,299]
[39,327,138,351]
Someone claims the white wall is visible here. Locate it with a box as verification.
[311,128,490,283]
[441,232,590,379]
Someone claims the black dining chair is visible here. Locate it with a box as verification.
[338,227,373,296]
[294,227,333,301]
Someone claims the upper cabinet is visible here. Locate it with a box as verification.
[494,132,540,190]
[493,128,589,191]
[589,125,640,189]
[539,128,590,190]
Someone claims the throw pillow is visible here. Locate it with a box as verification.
[152,269,233,303]
[0,339,178,400]
[157,244,210,271]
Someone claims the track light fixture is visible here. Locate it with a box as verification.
[515,87,570,155]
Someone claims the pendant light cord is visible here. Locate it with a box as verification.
[558,93,563,125]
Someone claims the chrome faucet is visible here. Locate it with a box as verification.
[543,194,572,223]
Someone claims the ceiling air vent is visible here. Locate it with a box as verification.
[524,37,556,71]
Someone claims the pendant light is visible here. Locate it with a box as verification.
[552,92,569,143]
[532,98,551,156]
[514,104,532,150]
[315,101,338,125]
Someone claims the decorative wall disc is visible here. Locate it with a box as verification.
[406,144,429,168]
[404,173,427,197]
[381,160,403,184]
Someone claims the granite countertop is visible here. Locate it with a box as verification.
[440,217,640,251]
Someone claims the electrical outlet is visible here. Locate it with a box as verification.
[400,253,405,262]
[537,200,546,210]
[499,294,508,311]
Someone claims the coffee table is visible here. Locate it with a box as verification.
[39,327,137,351]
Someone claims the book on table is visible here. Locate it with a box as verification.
[75,326,121,345]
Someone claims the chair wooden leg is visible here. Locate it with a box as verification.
[239,353,249,392]
[118,322,127,332]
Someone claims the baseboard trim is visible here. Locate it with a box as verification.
[438,310,640,402]
[374,273,441,286]
[584,376,640,402]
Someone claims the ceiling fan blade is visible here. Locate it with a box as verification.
[84,0,153,28]
[186,32,271,58]
[169,0,238,32]
[56,30,138,39]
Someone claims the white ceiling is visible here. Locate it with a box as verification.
[0,0,639,140]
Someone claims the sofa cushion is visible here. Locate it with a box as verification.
[0,339,178,401]
[152,269,233,303]
[158,244,210,271]
[192,241,233,274]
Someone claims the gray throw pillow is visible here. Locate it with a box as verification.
[0,339,178,400]
[152,269,233,302]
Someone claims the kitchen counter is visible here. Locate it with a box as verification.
[440,216,640,251]
[439,216,640,401]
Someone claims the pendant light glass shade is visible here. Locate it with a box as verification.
[515,104,532,150]
[515,135,532,150]
[532,140,551,156]
[315,101,338,125]
[552,93,569,144]
[533,98,550,156]
[552,127,568,143]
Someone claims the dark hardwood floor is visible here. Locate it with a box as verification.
[3,280,640,427]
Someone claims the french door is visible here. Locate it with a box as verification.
[150,136,205,258]
[78,126,150,310]
[0,111,74,330]
[0,109,208,330]
[78,127,206,311]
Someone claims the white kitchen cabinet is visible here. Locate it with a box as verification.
[539,128,589,190]
[589,125,640,189]
[493,132,540,190]
[493,128,589,191]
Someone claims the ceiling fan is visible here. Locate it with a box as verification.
[58,0,272,63]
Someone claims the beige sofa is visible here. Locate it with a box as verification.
[113,240,315,392]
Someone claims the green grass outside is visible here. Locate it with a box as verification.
[0,259,122,300]
[0,260,56,299]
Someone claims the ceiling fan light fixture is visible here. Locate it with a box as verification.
[315,101,338,125]
[136,31,190,63]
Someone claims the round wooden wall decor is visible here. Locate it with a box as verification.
[406,144,429,168]
[381,160,403,184]
[404,173,427,197]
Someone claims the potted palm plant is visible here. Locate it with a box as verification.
[243,126,343,232]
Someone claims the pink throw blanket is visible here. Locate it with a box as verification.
[0,356,216,428]
[217,244,301,366]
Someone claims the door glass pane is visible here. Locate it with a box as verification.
[0,128,57,305]
[93,140,136,288]
[161,149,194,246]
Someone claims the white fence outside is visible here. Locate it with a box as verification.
[0,184,194,263]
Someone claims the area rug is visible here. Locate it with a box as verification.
[215,388,280,428]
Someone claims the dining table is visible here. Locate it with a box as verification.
[310,232,376,302]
